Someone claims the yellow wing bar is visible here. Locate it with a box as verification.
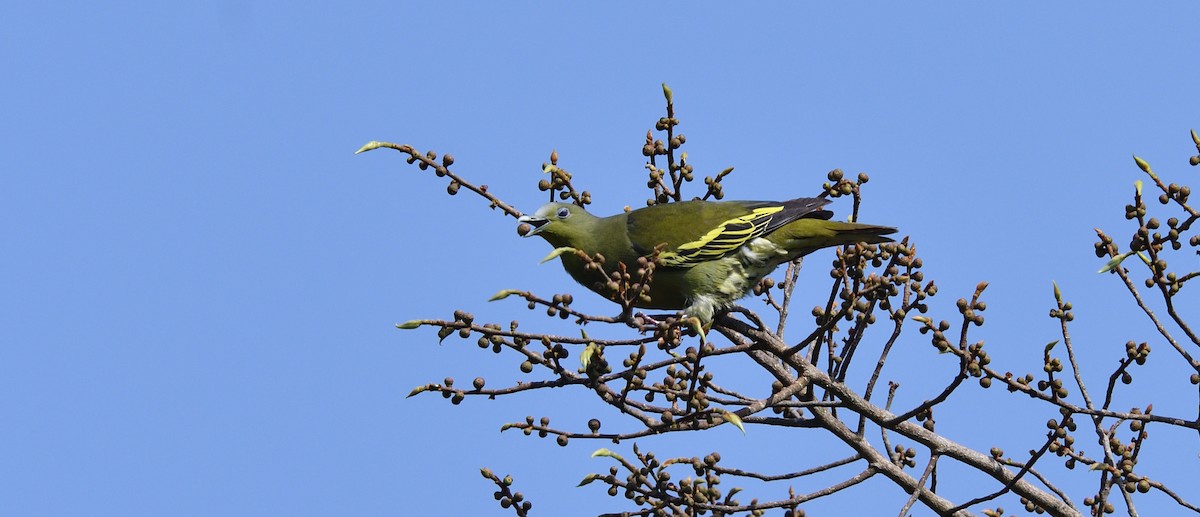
[659,206,783,267]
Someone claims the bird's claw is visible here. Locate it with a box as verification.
[625,312,708,344]
[630,311,655,324]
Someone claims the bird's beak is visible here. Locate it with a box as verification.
[518,215,549,237]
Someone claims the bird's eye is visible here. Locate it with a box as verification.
[556,207,570,219]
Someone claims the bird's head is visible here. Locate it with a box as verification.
[517,202,597,248]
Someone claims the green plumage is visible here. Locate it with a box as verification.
[518,197,896,322]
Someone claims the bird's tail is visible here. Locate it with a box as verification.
[769,219,897,260]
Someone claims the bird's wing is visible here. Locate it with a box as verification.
[627,198,832,268]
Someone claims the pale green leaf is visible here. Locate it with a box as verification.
[540,246,579,264]
[580,343,600,369]
[489,289,522,302]
[1133,154,1151,174]
[355,141,383,154]
[722,410,746,435]
[1098,251,1133,273]
[591,448,624,461]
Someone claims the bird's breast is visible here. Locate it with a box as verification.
[644,238,789,318]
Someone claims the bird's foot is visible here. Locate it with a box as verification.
[626,312,674,330]
[630,312,660,324]
[623,312,708,344]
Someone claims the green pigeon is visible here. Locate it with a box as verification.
[517,197,896,324]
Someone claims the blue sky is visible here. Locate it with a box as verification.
[4,3,1199,515]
